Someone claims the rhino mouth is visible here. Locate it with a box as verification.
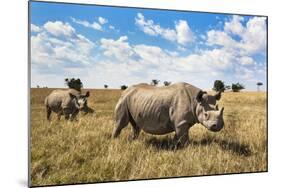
[208,123,224,132]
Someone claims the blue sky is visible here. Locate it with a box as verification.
[30,1,267,91]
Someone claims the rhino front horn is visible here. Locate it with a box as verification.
[220,107,224,115]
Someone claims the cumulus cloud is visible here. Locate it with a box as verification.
[96,35,264,89]
[207,16,267,55]
[98,17,108,25]
[135,13,193,46]
[224,15,245,36]
[31,15,266,90]
[31,24,42,32]
[43,21,75,37]
[100,36,134,61]
[71,17,102,31]
[31,21,95,74]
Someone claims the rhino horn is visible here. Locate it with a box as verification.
[220,107,224,115]
[215,91,222,100]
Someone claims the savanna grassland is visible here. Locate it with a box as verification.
[30,88,267,186]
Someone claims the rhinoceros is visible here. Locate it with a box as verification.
[45,89,93,121]
[113,82,224,147]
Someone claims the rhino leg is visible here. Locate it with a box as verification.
[46,106,51,121]
[112,110,129,138]
[129,115,140,140]
[63,108,71,120]
[57,111,62,120]
[70,110,79,121]
[174,121,190,148]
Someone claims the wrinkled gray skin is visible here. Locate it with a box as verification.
[45,89,93,121]
[113,82,224,147]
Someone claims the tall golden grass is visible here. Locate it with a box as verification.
[30,88,267,186]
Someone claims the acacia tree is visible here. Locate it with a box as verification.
[257,82,263,91]
[104,84,108,89]
[213,80,227,92]
[151,79,160,86]
[232,83,245,92]
[120,85,128,90]
[163,81,171,86]
[65,78,83,91]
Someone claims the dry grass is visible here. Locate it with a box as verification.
[30,88,267,186]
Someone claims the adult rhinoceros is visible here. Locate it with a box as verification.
[45,89,93,121]
[113,82,224,147]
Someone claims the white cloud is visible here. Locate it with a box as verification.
[224,15,245,36]
[31,16,266,90]
[100,36,134,61]
[240,56,255,65]
[109,25,115,29]
[175,20,193,45]
[31,21,95,72]
[207,16,267,55]
[242,17,267,54]
[135,13,193,46]
[43,21,75,37]
[31,24,42,32]
[71,17,102,31]
[207,30,238,49]
[98,17,108,25]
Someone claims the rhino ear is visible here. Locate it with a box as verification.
[215,91,222,100]
[196,90,207,103]
[85,91,90,98]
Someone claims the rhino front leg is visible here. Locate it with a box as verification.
[174,121,190,148]
[70,109,79,121]
[63,108,71,120]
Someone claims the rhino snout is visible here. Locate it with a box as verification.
[209,122,224,132]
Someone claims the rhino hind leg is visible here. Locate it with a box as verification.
[46,106,52,121]
[57,111,62,120]
[112,109,129,138]
[129,112,140,139]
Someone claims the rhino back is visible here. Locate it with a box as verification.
[46,89,77,112]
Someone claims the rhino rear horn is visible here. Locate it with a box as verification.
[215,91,222,100]
[85,91,90,97]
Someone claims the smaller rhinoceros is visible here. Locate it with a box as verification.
[44,89,92,121]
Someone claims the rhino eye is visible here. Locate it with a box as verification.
[204,112,208,119]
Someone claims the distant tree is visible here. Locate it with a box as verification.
[232,83,245,92]
[213,80,226,92]
[65,78,83,91]
[36,85,40,88]
[120,85,128,90]
[151,79,160,86]
[163,81,171,86]
[104,84,108,89]
[257,82,263,91]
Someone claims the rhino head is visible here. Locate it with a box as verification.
[69,91,92,114]
[195,90,224,132]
